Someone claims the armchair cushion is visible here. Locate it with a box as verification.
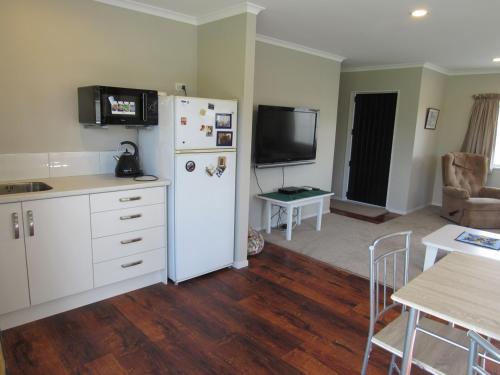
[442,152,488,197]
[479,186,500,200]
[464,197,500,211]
[442,186,470,200]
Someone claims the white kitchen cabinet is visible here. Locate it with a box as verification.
[23,195,93,305]
[0,179,169,330]
[0,203,30,315]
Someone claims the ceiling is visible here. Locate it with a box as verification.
[101,0,500,73]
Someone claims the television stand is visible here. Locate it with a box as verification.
[257,190,335,241]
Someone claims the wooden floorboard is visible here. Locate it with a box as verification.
[2,243,431,374]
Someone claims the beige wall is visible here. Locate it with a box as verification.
[333,68,423,213]
[197,14,257,265]
[407,68,446,210]
[432,73,500,205]
[0,0,197,153]
[250,42,341,229]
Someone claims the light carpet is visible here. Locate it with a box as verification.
[331,199,388,217]
[263,206,451,282]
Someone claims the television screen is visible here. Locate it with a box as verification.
[254,105,318,165]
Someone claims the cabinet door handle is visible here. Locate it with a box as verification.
[27,210,34,236]
[120,213,142,220]
[120,237,143,245]
[119,196,142,202]
[121,260,143,268]
[12,213,20,239]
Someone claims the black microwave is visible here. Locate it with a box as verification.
[78,86,158,126]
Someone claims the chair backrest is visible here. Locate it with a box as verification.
[367,231,412,326]
[442,152,488,197]
[467,331,500,375]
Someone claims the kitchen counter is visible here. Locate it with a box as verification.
[0,174,171,204]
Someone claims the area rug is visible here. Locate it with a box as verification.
[263,206,450,282]
[331,199,388,218]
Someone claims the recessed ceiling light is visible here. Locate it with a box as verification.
[493,58,500,63]
[411,9,428,17]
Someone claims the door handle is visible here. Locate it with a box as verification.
[27,210,34,236]
[120,213,142,220]
[12,212,19,239]
[121,260,143,268]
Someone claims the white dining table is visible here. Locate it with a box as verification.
[392,252,500,374]
[422,224,500,270]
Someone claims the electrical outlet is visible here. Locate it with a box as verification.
[175,83,187,91]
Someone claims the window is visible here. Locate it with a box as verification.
[495,106,500,168]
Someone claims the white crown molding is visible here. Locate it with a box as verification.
[447,68,500,76]
[256,34,345,62]
[94,0,264,26]
[198,2,265,25]
[422,63,450,75]
[341,63,427,73]
[94,0,197,24]
[341,62,500,76]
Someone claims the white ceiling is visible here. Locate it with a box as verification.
[101,0,500,73]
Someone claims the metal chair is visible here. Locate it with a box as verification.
[467,331,500,375]
[361,230,412,375]
[361,233,485,375]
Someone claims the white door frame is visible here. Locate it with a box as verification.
[341,90,400,208]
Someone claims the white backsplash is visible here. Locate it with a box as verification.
[99,151,118,175]
[0,151,119,181]
[0,153,49,181]
[49,152,101,177]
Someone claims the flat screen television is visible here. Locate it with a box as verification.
[254,105,318,166]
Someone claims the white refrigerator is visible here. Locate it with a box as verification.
[139,95,237,283]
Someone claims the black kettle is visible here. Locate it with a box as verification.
[115,141,143,177]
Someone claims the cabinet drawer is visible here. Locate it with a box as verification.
[92,226,166,263]
[90,187,165,213]
[91,204,165,238]
[94,248,165,288]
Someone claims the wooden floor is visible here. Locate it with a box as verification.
[331,207,400,224]
[1,243,426,375]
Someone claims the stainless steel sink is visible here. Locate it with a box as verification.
[0,182,53,195]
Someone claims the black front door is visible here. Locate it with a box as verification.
[346,93,397,207]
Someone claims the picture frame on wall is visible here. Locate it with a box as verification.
[425,108,440,130]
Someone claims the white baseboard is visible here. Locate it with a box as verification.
[387,202,433,215]
[386,207,406,215]
[406,203,433,214]
[232,259,249,269]
[0,271,164,330]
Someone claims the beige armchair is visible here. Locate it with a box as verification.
[441,152,500,228]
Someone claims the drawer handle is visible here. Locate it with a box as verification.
[27,210,34,237]
[120,214,142,220]
[121,260,143,268]
[12,212,20,239]
[120,237,143,245]
[119,196,142,202]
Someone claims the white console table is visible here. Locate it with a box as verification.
[257,190,334,241]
